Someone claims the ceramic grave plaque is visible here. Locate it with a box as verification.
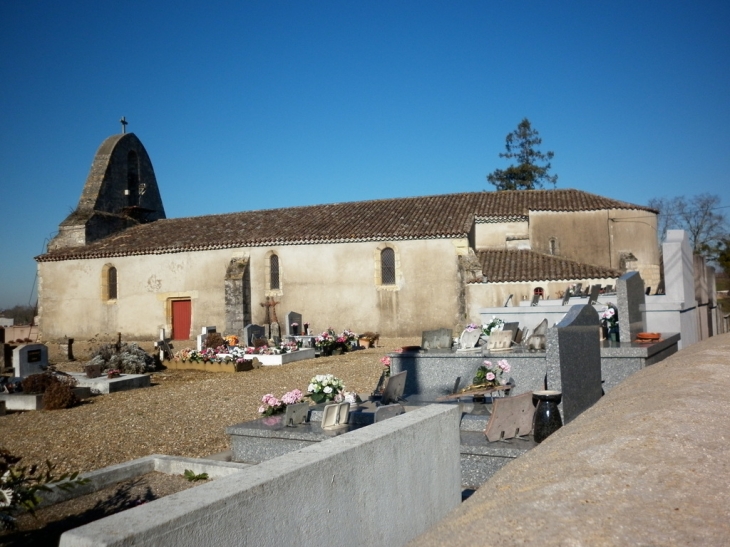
[243,324,266,346]
[381,371,407,405]
[374,403,404,423]
[284,402,309,427]
[458,328,482,350]
[421,328,452,350]
[484,392,535,441]
[486,331,513,352]
[321,402,350,430]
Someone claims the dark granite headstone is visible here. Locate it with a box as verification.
[561,291,571,306]
[530,294,540,307]
[502,322,520,341]
[421,328,452,351]
[243,324,266,346]
[617,271,646,343]
[546,304,602,424]
[286,311,302,336]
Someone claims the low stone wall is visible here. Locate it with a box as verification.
[60,404,461,547]
[411,332,730,546]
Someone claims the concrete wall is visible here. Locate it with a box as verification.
[60,404,461,547]
[39,238,466,340]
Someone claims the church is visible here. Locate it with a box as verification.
[36,132,660,341]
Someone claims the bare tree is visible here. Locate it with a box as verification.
[648,194,728,259]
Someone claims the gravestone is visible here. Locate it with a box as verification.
[574,283,583,295]
[286,312,302,336]
[616,271,646,343]
[545,304,602,424]
[604,285,613,294]
[530,294,540,307]
[243,324,266,347]
[561,291,571,306]
[12,344,49,378]
[421,328,452,350]
[196,326,216,351]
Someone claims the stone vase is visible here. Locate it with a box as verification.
[532,390,563,443]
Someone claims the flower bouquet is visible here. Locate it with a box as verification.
[481,317,505,337]
[306,374,345,404]
[471,359,511,389]
[258,389,304,416]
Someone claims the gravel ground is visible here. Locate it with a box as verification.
[0,337,417,477]
[0,337,417,542]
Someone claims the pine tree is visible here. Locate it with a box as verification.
[487,118,558,191]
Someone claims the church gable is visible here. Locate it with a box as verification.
[49,133,165,251]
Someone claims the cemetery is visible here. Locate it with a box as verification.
[2,227,728,544]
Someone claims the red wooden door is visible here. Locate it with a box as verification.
[171,300,191,340]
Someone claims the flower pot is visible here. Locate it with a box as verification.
[332,347,344,356]
[609,326,619,343]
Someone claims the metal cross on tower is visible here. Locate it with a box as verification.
[120,116,128,134]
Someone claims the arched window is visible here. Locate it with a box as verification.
[102,264,117,301]
[270,254,280,290]
[381,248,395,285]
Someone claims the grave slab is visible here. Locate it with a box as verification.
[241,348,315,366]
[68,372,150,394]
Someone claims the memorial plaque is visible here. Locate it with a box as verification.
[374,403,404,423]
[484,392,535,441]
[321,402,350,430]
[85,364,102,378]
[286,311,302,336]
[381,371,407,405]
[458,328,482,350]
[486,331,513,352]
[421,328,452,350]
[588,284,601,305]
[284,402,309,427]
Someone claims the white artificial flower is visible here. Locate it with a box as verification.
[323,386,333,393]
[307,383,315,392]
[0,488,13,508]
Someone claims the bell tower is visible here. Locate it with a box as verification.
[49,132,166,250]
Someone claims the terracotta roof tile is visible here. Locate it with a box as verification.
[37,189,654,262]
[476,249,623,283]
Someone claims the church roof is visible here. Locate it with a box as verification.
[37,189,655,262]
[475,249,623,283]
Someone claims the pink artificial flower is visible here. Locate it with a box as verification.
[483,360,492,367]
[380,356,391,366]
[486,372,496,381]
[498,360,511,373]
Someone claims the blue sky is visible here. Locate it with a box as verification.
[1,1,729,310]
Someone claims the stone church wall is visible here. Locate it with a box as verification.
[38,238,465,341]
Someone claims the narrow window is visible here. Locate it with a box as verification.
[381,248,395,285]
[549,238,557,256]
[127,150,139,205]
[270,254,280,290]
[107,266,117,299]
